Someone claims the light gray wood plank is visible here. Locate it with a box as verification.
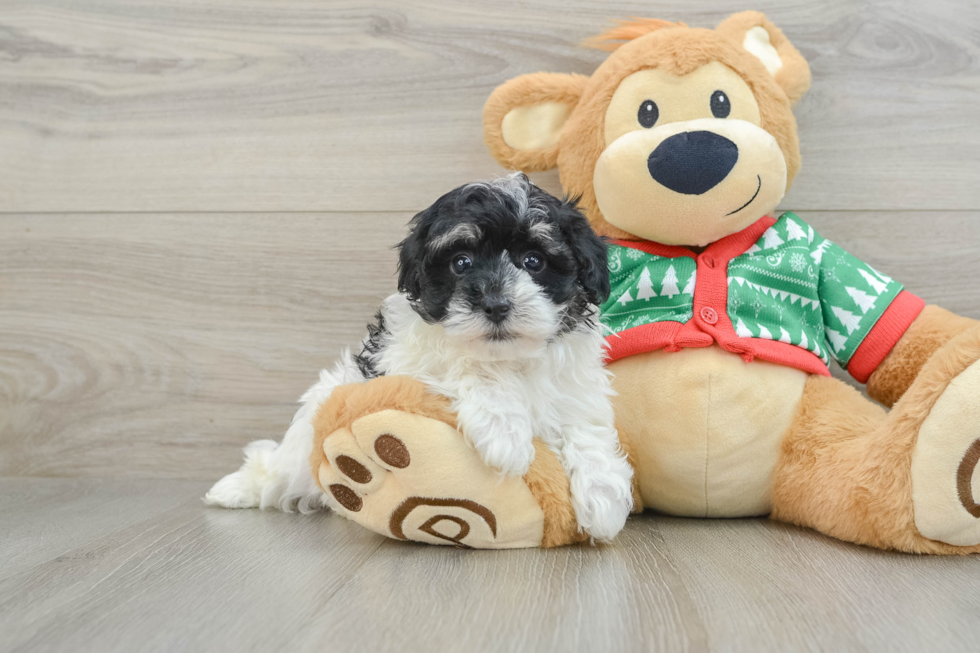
[3,480,977,652]
[0,477,206,580]
[0,211,408,478]
[651,517,980,652]
[298,517,980,652]
[1,210,978,479]
[0,0,978,213]
[0,478,387,653]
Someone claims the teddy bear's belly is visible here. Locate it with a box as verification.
[609,346,808,517]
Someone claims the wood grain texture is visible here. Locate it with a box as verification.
[2,210,978,479]
[0,211,407,478]
[2,3,979,651]
[0,477,206,580]
[1,0,979,213]
[1,479,978,653]
[0,478,387,653]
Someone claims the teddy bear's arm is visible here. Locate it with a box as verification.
[866,305,978,407]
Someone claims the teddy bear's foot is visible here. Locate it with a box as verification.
[317,410,544,548]
[311,376,588,549]
[771,325,980,554]
[911,357,980,546]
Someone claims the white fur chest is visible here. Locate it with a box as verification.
[374,294,612,438]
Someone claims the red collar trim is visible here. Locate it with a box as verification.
[609,216,776,262]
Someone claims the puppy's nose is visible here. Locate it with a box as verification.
[481,299,511,324]
[647,131,738,195]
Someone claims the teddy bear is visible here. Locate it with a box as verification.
[309,11,980,553]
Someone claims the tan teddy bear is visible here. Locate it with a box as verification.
[310,12,980,553]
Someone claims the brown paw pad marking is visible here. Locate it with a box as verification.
[419,516,470,547]
[957,439,980,518]
[335,455,372,484]
[389,497,497,548]
[330,484,362,512]
[374,434,410,468]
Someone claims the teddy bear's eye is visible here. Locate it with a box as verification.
[710,90,731,118]
[638,100,659,128]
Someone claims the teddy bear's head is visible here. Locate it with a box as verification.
[484,11,811,247]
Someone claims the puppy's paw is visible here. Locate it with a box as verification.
[477,433,536,477]
[570,471,633,542]
[456,406,536,477]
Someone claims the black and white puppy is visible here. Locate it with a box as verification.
[206,173,634,541]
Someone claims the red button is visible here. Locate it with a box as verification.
[700,307,718,325]
[702,255,715,269]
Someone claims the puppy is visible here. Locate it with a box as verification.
[205,173,634,541]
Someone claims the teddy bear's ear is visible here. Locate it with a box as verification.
[716,11,811,105]
[483,73,589,171]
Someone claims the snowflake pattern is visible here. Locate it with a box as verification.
[823,263,842,285]
[726,213,904,366]
[600,213,906,371]
[790,252,807,273]
[773,303,786,323]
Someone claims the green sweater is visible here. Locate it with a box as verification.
[599,213,923,380]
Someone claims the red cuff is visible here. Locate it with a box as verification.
[847,290,925,384]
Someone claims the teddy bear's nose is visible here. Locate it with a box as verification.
[647,131,739,195]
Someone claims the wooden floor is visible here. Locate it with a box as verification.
[2,1,980,651]
[2,478,979,653]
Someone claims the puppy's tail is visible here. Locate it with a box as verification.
[203,439,279,509]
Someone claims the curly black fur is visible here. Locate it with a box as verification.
[353,310,389,379]
[395,174,609,333]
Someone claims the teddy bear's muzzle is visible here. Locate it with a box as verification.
[647,130,739,195]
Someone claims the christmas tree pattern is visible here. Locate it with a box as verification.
[858,268,888,295]
[636,267,656,301]
[846,286,877,314]
[831,306,861,334]
[762,226,785,250]
[826,328,848,353]
[682,269,696,295]
[599,213,905,372]
[600,246,697,335]
[785,218,807,241]
[726,213,905,368]
[661,265,679,298]
[810,239,832,265]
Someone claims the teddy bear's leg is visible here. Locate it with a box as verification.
[771,326,980,553]
[309,375,588,549]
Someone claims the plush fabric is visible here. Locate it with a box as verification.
[311,11,980,552]
[772,326,980,554]
[485,14,807,240]
[610,347,807,517]
[313,376,555,548]
[866,305,978,407]
[600,212,919,376]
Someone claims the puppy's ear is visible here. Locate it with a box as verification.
[716,11,811,105]
[483,73,589,172]
[396,211,429,301]
[562,200,610,305]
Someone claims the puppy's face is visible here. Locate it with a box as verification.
[398,174,609,355]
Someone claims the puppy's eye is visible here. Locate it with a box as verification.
[522,252,545,273]
[710,90,731,118]
[638,100,659,128]
[451,254,472,275]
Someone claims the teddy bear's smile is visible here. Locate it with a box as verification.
[593,113,787,246]
[726,174,762,216]
[589,62,789,247]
